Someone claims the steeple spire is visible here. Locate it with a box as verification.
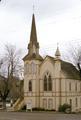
[28,14,39,55]
[30,14,38,45]
[55,44,61,59]
[23,14,43,61]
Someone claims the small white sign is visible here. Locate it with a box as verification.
[26,101,32,111]
[27,103,32,109]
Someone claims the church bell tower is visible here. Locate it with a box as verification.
[23,13,43,61]
[23,14,43,109]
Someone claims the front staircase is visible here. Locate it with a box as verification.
[8,97,24,111]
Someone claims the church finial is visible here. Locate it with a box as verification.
[55,43,61,58]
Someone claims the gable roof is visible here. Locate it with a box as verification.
[61,60,81,80]
[41,55,81,80]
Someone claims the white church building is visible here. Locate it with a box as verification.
[23,14,81,112]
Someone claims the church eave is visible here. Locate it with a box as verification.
[23,54,43,61]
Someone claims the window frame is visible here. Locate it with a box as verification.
[29,80,32,92]
[43,72,52,91]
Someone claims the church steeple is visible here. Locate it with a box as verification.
[55,46,61,59]
[23,14,43,61]
[28,14,39,55]
[30,14,37,44]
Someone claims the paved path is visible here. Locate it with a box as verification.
[0,112,81,120]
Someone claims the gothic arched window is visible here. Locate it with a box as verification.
[24,64,28,75]
[31,62,36,74]
[44,72,52,91]
[75,83,77,91]
[69,82,71,91]
[29,80,32,91]
[44,75,47,91]
[48,75,52,91]
[80,83,81,92]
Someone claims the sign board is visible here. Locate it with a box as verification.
[26,101,32,111]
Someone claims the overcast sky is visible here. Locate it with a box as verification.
[0,0,81,58]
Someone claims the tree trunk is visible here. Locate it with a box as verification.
[2,99,6,109]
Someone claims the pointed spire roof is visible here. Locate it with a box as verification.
[23,14,43,61]
[30,14,37,44]
[55,46,61,57]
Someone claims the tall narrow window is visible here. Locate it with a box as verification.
[43,72,52,91]
[80,98,81,107]
[27,64,29,73]
[43,99,47,109]
[24,64,27,75]
[75,98,78,107]
[29,80,32,91]
[44,75,47,91]
[48,99,53,109]
[48,75,52,91]
[75,83,77,91]
[69,82,71,91]
[29,64,31,74]
[31,62,36,74]
[69,99,72,109]
[80,83,81,92]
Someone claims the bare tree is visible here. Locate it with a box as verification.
[63,41,81,77]
[0,44,23,109]
[0,59,3,68]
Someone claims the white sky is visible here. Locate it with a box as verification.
[0,0,81,59]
